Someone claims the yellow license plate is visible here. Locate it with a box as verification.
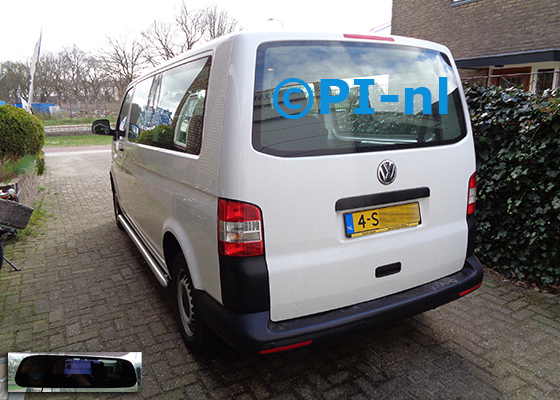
[344,203,421,238]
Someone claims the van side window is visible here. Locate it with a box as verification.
[116,89,133,139]
[128,78,152,143]
[164,57,211,155]
[128,57,211,154]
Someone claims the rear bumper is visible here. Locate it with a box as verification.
[198,255,484,355]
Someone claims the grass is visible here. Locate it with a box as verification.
[0,155,37,183]
[44,134,113,148]
[15,194,50,240]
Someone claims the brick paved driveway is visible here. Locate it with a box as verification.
[1,150,559,399]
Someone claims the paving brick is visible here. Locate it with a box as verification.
[1,150,559,400]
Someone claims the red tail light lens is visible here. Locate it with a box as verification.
[218,198,263,257]
[467,173,477,215]
[343,33,395,42]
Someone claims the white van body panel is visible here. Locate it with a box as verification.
[261,147,473,321]
[113,42,234,300]
[218,33,475,321]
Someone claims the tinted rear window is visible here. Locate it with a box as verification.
[253,41,467,157]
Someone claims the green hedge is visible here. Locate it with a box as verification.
[0,104,45,158]
[465,85,560,284]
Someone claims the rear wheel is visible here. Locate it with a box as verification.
[171,252,212,353]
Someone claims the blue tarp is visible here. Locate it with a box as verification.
[12,102,55,113]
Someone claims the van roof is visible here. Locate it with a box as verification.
[128,31,452,88]
[199,30,450,53]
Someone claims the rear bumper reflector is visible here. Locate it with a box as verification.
[259,340,313,355]
[459,282,482,297]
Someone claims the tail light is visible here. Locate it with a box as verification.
[218,198,263,257]
[467,173,477,215]
[343,33,395,42]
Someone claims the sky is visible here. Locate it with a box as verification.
[0,0,392,62]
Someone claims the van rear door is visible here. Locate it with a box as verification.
[249,39,475,322]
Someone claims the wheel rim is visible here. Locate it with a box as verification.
[177,271,196,339]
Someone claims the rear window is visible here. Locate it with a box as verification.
[252,41,467,157]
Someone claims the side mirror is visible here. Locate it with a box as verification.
[13,354,138,390]
[92,119,115,137]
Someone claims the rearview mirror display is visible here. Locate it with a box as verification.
[9,353,141,393]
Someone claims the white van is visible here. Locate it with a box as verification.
[93,31,483,355]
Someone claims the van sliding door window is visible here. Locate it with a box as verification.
[127,57,211,154]
[253,41,467,157]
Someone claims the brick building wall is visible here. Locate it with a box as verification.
[391,0,560,60]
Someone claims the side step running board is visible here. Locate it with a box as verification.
[118,215,169,287]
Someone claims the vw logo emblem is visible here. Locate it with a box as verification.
[377,160,397,185]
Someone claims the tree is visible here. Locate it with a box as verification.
[0,61,30,103]
[202,4,239,41]
[0,2,239,112]
[176,1,206,51]
[139,2,238,65]
[140,1,207,66]
[141,19,180,66]
[59,46,89,108]
[82,56,111,109]
[99,36,145,98]
[35,52,63,103]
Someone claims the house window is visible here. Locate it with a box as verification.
[491,67,531,90]
[536,69,555,93]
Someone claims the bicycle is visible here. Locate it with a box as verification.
[0,189,33,272]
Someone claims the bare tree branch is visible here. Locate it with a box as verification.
[202,3,239,41]
[175,1,206,51]
[138,2,238,65]
[99,36,145,97]
[141,19,179,66]
[59,45,89,102]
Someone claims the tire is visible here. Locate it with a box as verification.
[171,252,212,354]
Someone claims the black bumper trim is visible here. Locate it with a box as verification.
[219,254,270,313]
[335,187,430,212]
[198,255,483,355]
